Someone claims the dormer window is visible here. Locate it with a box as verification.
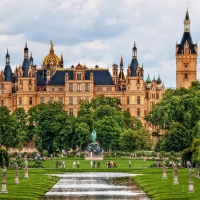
[77,74,82,80]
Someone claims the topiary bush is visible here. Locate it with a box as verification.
[0,148,10,167]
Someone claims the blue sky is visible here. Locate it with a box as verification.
[0,0,199,88]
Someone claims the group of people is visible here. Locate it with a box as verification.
[56,160,66,168]
[106,161,117,168]
[73,161,80,168]
[90,160,100,168]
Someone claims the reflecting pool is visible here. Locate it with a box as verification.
[42,172,150,200]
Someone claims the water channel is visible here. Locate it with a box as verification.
[42,172,150,200]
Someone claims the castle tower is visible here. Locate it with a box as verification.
[176,9,198,88]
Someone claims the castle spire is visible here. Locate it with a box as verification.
[184,9,190,32]
[120,54,123,69]
[6,49,10,65]
[132,41,137,58]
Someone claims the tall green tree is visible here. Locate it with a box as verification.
[94,116,122,151]
[28,102,75,153]
[123,110,142,130]
[12,107,29,142]
[163,122,191,152]
[72,122,90,150]
[119,128,152,152]
[0,106,18,148]
[90,95,121,110]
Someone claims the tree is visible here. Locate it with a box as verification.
[145,87,200,130]
[163,122,191,152]
[93,105,124,128]
[90,95,121,110]
[12,107,29,142]
[28,102,75,153]
[123,110,142,130]
[119,129,137,152]
[94,116,122,151]
[72,122,90,150]
[119,128,152,152]
[0,106,18,148]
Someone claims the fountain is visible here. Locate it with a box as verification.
[85,130,103,160]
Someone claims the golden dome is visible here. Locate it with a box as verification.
[42,40,61,66]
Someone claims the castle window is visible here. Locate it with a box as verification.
[29,87,31,91]
[137,97,140,104]
[127,97,130,104]
[69,108,73,115]
[29,97,32,105]
[1,100,4,106]
[19,97,22,105]
[97,87,102,91]
[137,108,140,117]
[77,74,82,80]
[19,79,23,84]
[77,83,82,91]
[184,74,188,79]
[59,88,64,91]
[29,73,31,77]
[184,66,188,71]
[85,83,90,91]
[85,96,89,102]
[107,87,112,91]
[156,94,159,99]
[69,97,73,105]
[50,88,55,91]
[40,97,44,103]
[29,79,32,84]
[69,83,73,91]
[137,79,140,84]
[77,96,81,104]
[59,97,63,104]
[50,97,54,103]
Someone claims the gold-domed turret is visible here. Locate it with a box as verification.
[42,40,61,67]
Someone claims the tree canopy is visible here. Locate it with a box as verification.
[145,81,200,151]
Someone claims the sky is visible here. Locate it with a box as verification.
[0,0,200,88]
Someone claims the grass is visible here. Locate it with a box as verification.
[133,167,200,200]
[0,157,200,199]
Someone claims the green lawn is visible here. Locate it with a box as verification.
[0,157,200,199]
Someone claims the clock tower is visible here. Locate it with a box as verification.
[175,9,198,88]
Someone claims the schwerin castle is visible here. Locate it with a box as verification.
[0,10,197,151]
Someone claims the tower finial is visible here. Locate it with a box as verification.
[134,41,136,47]
[187,1,190,10]
[120,54,123,67]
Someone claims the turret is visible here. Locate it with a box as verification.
[29,52,33,66]
[130,41,139,76]
[22,43,30,77]
[4,49,12,82]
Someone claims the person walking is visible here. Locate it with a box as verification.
[90,160,93,168]
[128,161,132,168]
